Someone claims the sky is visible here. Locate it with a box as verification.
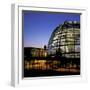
[23,11,80,48]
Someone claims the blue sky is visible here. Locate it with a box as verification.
[23,11,80,48]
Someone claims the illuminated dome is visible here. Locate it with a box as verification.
[48,21,80,58]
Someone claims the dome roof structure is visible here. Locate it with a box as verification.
[48,21,80,58]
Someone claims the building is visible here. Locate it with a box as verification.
[24,47,47,58]
[48,21,80,58]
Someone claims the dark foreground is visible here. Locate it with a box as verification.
[24,69,80,77]
[24,58,80,77]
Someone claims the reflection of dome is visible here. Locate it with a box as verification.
[48,21,80,58]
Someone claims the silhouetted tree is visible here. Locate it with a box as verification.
[24,48,32,60]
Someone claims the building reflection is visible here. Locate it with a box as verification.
[24,60,79,73]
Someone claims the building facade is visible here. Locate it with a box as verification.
[24,47,47,58]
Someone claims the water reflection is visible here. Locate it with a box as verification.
[24,59,80,73]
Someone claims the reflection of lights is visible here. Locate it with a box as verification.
[24,60,80,73]
[25,61,29,70]
[25,60,47,70]
[25,60,60,70]
[29,64,33,69]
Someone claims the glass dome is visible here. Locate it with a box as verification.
[48,21,80,58]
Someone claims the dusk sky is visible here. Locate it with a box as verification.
[23,11,80,48]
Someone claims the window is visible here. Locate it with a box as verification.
[60,46,66,52]
[75,45,80,52]
[67,45,75,52]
